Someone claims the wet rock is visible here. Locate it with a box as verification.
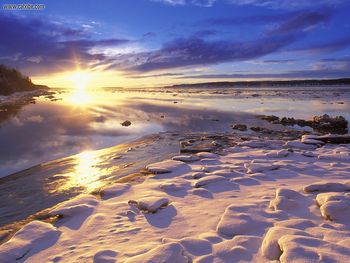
[312,114,348,133]
[260,115,279,122]
[259,114,348,134]
[121,120,132,127]
[231,124,247,131]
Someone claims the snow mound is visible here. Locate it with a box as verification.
[159,181,188,192]
[191,172,206,179]
[279,235,350,263]
[244,161,280,174]
[125,242,189,263]
[100,183,131,200]
[172,155,200,162]
[129,196,170,213]
[269,188,304,212]
[216,205,270,238]
[178,237,212,256]
[93,249,118,263]
[196,152,218,159]
[209,235,262,262]
[146,160,187,174]
[261,226,310,260]
[210,169,238,178]
[316,192,350,222]
[265,149,290,158]
[189,188,213,199]
[275,218,315,230]
[284,141,317,150]
[301,135,325,145]
[0,221,60,262]
[49,194,98,217]
[304,182,350,193]
[193,175,226,188]
[238,140,267,148]
[302,151,317,157]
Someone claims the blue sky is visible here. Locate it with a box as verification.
[1,0,350,86]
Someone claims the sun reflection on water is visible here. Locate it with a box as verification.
[58,150,110,193]
[69,89,92,105]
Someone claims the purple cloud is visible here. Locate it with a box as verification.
[0,14,130,75]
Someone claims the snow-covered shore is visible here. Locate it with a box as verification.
[1,135,350,262]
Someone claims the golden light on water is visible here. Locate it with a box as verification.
[69,89,92,105]
[57,150,110,193]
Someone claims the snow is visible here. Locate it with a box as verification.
[146,159,187,174]
[128,196,170,213]
[125,242,189,263]
[1,137,350,262]
[172,155,200,162]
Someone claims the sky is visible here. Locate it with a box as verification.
[1,0,350,88]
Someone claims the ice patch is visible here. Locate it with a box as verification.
[304,182,350,193]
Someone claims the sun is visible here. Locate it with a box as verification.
[68,70,91,90]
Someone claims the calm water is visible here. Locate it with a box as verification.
[0,85,349,228]
[1,86,349,177]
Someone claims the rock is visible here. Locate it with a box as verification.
[128,197,169,213]
[313,114,348,133]
[121,120,132,127]
[250,126,271,133]
[231,124,247,131]
[260,115,280,122]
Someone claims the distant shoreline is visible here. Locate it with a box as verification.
[166,77,350,89]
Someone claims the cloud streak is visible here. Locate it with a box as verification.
[0,14,130,75]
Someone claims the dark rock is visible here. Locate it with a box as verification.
[259,113,348,134]
[121,120,132,127]
[231,124,247,131]
[260,115,279,122]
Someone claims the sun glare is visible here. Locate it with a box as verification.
[69,70,91,90]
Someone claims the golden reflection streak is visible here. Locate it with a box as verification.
[68,89,92,106]
[58,150,109,193]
